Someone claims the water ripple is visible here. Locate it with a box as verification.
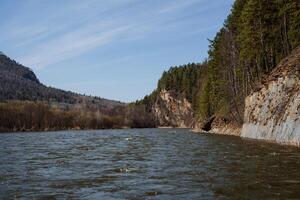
[0,129,299,199]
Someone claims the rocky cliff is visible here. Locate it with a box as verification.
[151,47,300,146]
[153,90,194,128]
[241,47,300,146]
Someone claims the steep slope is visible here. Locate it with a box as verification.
[153,90,194,127]
[139,0,300,138]
[241,46,300,146]
[0,53,124,111]
[138,63,206,128]
[0,53,39,83]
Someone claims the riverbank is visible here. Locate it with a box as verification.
[193,47,300,147]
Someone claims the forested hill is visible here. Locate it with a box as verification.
[0,53,39,83]
[139,0,300,127]
[0,53,124,111]
[139,63,207,112]
[0,53,158,132]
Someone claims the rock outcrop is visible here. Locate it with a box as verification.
[193,116,241,136]
[153,90,194,128]
[209,117,241,136]
[241,47,300,146]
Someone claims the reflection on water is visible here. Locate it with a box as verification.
[0,129,299,199]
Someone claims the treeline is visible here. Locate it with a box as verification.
[0,101,156,132]
[157,63,207,109]
[201,0,300,123]
[139,0,300,125]
[139,63,207,112]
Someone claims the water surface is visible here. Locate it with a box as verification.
[0,129,299,199]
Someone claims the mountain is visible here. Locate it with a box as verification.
[0,53,39,83]
[0,53,124,111]
[0,53,156,132]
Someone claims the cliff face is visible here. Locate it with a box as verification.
[151,48,300,147]
[241,47,300,146]
[153,90,194,128]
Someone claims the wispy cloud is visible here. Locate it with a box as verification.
[158,0,203,14]
[19,22,131,69]
[1,0,220,70]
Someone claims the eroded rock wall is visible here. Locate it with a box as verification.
[153,90,194,128]
[241,47,300,146]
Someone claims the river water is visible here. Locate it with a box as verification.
[0,129,299,199]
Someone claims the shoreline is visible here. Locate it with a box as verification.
[1,125,299,147]
[192,128,300,148]
[0,126,156,134]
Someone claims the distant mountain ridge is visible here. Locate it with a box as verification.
[0,53,124,111]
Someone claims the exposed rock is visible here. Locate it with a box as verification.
[209,117,241,136]
[153,89,194,128]
[194,116,241,136]
[241,47,300,146]
[201,116,216,131]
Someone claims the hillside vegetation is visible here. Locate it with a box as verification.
[0,53,123,111]
[140,0,300,126]
[0,101,156,132]
[0,54,156,132]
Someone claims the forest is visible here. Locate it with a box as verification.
[140,0,300,125]
[0,101,156,132]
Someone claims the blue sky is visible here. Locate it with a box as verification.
[0,0,234,102]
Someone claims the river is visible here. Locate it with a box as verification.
[0,128,299,199]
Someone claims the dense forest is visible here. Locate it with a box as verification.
[139,0,300,126]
